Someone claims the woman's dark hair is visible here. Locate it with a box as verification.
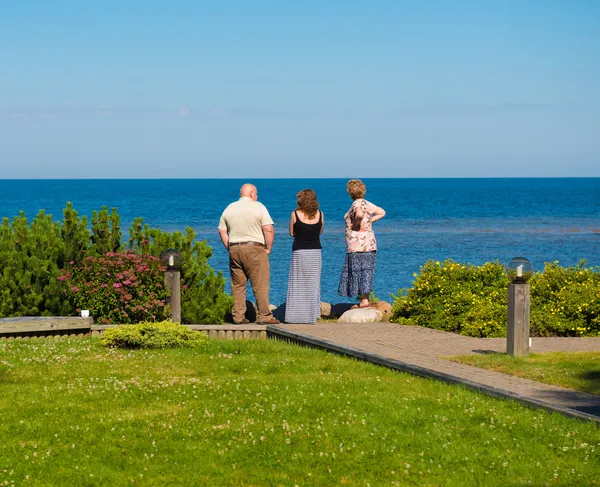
[296,189,319,219]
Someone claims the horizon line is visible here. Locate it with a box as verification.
[1,176,600,181]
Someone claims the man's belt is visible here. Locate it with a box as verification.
[229,241,265,248]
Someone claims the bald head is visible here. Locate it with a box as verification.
[240,184,258,201]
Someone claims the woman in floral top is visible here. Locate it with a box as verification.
[338,179,386,308]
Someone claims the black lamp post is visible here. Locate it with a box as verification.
[506,257,533,356]
[160,249,183,323]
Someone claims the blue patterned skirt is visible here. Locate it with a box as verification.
[338,251,377,297]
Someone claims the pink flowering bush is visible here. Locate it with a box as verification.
[60,252,170,324]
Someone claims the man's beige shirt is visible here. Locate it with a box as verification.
[218,197,274,245]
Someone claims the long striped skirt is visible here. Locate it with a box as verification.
[285,249,322,324]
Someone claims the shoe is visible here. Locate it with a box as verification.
[233,318,250,325]
[257,317,280,325]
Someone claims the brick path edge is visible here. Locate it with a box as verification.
[266,325,600,424]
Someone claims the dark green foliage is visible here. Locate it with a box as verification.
[0,210,70,317]
[61,203,90,265]
[100,321,211,349]
[0,204,231,323]
[128,218,233,324]
[391,259,600,337]
[60,252,170,324]
[91,206,122,255]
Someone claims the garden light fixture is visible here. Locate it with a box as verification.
[160,249,182,323]
[160,249,183,271]
[506,256,532,357]
[506,256,533,284]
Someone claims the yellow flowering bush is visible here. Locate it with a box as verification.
[100,321,211,349]
[530,261,600,337]
[391,260,600,337]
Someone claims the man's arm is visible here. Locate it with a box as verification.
[218,228,229,249]
[262,224,274,255]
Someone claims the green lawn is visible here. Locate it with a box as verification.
[448,351,600,395]
[0,338,598,486]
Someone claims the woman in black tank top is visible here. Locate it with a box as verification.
[292,209,322,250]
[285,189,324,324]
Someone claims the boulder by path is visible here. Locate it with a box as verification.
[320,302,332,318]
[272,303,286,322]
[371,301,392,322]
[330,303,355,318]
[338,307,383,323]
[224,300,258,323]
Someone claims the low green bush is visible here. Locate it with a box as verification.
[530,261,600,336]
[100,321,211,349]
[391,259,600,338]
[391,260,508,337]
[60,252,170,324]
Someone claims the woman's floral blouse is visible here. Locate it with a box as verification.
[344,198,378,253]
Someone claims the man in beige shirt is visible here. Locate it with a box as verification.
[218,183,280,324]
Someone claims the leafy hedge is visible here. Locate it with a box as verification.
[100,321,211,349]
[0,203,232,323]
[391,260,600,338]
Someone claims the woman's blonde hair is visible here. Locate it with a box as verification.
[296,189,319,219]
[346,179,366,200]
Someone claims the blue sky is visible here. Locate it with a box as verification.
[1,1,599,178]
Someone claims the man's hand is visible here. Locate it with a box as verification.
[218,228,229,249]
[262,224,274,256]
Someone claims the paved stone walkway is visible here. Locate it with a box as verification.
[267,323,600,421]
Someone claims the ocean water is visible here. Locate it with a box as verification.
[1,178,599,305]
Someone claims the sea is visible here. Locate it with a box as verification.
[1,178,599,305]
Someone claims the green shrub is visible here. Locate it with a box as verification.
[530,261,600,337]
[128,219,233,324]
[60,252,170,324]
[0,203,232,324]
[391,259,600,338]
[391,260,508,337]
[0,209,71,317]
[100,321,211,349]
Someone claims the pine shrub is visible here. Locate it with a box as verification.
[128,218,233,323]
[0,203,232,323]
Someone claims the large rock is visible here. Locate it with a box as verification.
[245,301,258,322]
[330,302,355,318]
[272,303,286,322]
[371,301,392,322]
[224,300,257,323]
[338,307,383,323]
[320,302,332,318]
